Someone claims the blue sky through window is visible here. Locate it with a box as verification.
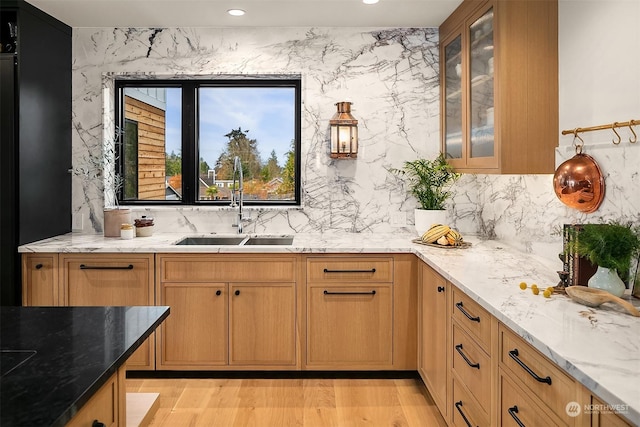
[164,87,295,168]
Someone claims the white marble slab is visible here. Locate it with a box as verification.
[19,231,640,424]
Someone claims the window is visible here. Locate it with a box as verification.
[115,78,302,206]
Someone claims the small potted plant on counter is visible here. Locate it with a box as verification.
[571,221,640,297]
[390,153,460,235]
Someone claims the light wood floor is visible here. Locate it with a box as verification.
[126,377,448,427]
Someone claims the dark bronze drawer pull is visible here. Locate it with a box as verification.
[35,264,43,270]
[454,401,477,427]
[323,290,376,296]
[80,264,134,270]
[508,349,552,385]
[234,290,240,296]
[507,406,525,427]
[216,290,222,296]
[455,344,480,369]
[455,301,480,322]
[437,286,445,292]
[323,268,376,273]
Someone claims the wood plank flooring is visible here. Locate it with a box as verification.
[126,377,447,426]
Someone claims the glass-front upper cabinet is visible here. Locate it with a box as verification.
[442,34,463,161]
[468,7,494,160]
[440,0,558,174]
[441,2,495,170]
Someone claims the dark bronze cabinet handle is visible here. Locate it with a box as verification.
[92,420,106,427]
[454,401,477,427]
[509,349,552,385]
[455,344,480,369]
[323,268,376,273]
[437,286,445,292]
[234,290,240,296]
[80,264,134,270]
[35,264,43,270]
[507,406,525,427]
[323,290,376,295]
[216,290,222,296]
[455,302,480,322]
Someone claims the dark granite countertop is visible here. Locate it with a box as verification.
[0,306,169,427]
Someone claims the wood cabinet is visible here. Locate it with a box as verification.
[498,323,579,426]
[440,0,558,173]
[306,254,394,369]
[66,368,125,427]
[60,254,155,370]
[156,254,298,370]
[450,286,496,426]
[305,255,416,370]
[21,253,58,306]
[586,391,633,427]
[418,263,450,421]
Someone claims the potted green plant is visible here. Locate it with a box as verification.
[572,222,640,297]
[390,153,460,235]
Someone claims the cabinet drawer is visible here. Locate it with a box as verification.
[160,255,296,282]
[499,324,576,424]
[307,257,393,283]
[452,376,488,427]
[307,284,393,367]
[452,287,491,352]
[452,324,491,414]
[500,373,564,427]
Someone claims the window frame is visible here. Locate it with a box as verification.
[114,78,302,206]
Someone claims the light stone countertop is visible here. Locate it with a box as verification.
[19,231,640,424]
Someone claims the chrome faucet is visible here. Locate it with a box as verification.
[231,155,245,233]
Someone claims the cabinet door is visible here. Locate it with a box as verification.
[22,254,58,306]
[307,284,393,368]
[229,283,296,366]
[442,31,464,164]
[467,4,495,166]
[158,283,228,369]
[65,371,119,427]
[590,395,633,427]
[418,263,449,418]
[61,254,154,369]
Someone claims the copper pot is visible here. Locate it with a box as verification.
[553,152,605,213]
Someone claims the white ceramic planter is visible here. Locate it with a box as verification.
[588,265,626,298]
[414,209,447,236]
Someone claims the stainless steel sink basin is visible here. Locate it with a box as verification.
[174,235,294,246]
[175,236,247,245]
[243,236,294,246]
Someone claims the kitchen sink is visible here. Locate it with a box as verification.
[175,236,247,245]
[243,236,294,246]
[174,236,294,246]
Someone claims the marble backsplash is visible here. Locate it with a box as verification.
[71,25,639,266]
[72,27,442,235]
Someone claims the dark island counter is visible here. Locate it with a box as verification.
[0,305,169,427]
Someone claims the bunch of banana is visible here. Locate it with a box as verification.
[421,224,465,246]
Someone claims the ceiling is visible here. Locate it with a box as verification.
[26,0,462,28]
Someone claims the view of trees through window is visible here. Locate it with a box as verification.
[117,81,300,205]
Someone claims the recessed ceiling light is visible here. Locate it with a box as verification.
[227,9,246,16]
[363,0,379,4]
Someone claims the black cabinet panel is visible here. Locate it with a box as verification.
[0,1,71,305]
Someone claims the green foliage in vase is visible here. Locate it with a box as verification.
[572,222,640,274]
[389,153,461,210]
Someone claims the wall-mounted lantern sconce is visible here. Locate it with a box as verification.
[330,101,358,159]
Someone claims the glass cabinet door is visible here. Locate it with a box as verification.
[443,34,463,161]
[468,7,494,159]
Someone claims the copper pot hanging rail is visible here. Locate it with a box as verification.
[562,119,639,144]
